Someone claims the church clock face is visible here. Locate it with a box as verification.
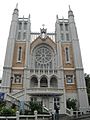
[35,45,52,64]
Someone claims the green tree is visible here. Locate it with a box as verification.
[0,101,6,108]
[0,106,16,116]
[85,73,90,105]
[66,98,77,110]
[29,101,42,114]
[0,101,16,116]
[0,101,6,112]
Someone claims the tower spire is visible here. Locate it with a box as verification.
[69,5,71,11]
[13,3,19,15]
[56,14,58,20]
[16,3,18,9]
[56,14,59,24]
[28,14,30,19]
[28,14,30,23]
[68,5,74,17]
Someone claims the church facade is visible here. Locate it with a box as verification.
[1,5,89,114]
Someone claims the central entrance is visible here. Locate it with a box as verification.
[42,96,49,109]
[30,94,61,112]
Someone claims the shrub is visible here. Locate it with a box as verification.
[29,101,42,114]
[66,98,77,110]
[0,106,16,116]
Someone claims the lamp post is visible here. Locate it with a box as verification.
[9,77,13,93]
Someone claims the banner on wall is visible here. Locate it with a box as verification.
[0,92,5,100]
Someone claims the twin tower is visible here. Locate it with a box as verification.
[1,4,89,114]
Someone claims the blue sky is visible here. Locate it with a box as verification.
[0,0,90,78]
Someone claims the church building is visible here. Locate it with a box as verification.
[1,5,89,114]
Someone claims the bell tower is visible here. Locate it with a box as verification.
[1,4,19,93]
[68,6,89,111]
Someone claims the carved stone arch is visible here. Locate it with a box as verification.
[31,43,55,55]
[50,75,58,88]
[30,75,38,87]
[49,75,57,80]
[40,75,48,87]
[30,36,56,54]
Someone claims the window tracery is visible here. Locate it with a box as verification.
[33,44,54,69]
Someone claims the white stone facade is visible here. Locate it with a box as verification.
[1,5,89,114]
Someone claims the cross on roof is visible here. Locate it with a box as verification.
[42,24,45,28]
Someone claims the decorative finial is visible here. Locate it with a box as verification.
[29,14,30,18]
[16,3,18,9]
[69,5,71,11]
[28,14,30,22]
[56,14,58,20]
[68,5,74,17]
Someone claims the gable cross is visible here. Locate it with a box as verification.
[42,24,45,28]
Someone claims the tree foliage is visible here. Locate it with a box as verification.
[0,107,16,116]
[0,101,16,116]
[29,101,42,114]
[66,98,77,110]
[85,73,90,105]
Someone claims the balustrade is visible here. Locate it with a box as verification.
[30,69,57,75]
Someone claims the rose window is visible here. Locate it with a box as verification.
[35,46,52,64]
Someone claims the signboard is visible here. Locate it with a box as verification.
[0,92,5,100]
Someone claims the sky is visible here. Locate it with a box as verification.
[0,0,90,78]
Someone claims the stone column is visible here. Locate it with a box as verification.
[48,77,50,88]
[38,79,40,88]
[34,110,37,120]
[60,94,66,114]
[16,111,19,120]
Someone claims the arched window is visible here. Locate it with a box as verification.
[23,32,26,40]
[30,76,38,87]
[50,76,57,88]
[24,22,27,30]
[17,47,22,62]
[66,33,69,41]
[65,47,70,63]
[19,22,22,30]
[18,32,21,40]
[61,33,64,41]
[40,76,48,87]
